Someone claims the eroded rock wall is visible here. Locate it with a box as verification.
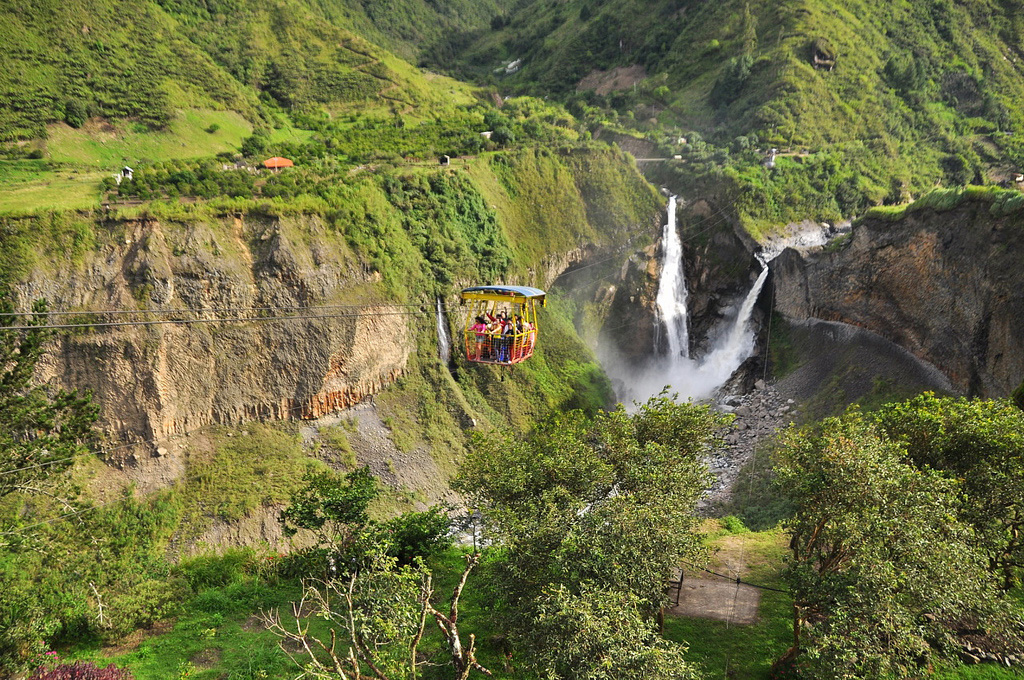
[773,199,1024,397]
[20,214,414,457]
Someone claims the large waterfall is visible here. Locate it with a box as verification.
[655,196,690,360]
[614,197,771,403]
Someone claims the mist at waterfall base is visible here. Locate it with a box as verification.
[604,197,772,404]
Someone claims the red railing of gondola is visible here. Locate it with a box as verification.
[463,329,536,365]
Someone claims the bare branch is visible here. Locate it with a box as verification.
[449,553,480,624]
[88,582,105,627]
[410,572,433,677]
[427,553,490,679]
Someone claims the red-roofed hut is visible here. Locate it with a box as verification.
[263,157,294,171]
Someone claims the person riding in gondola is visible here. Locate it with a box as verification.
[499,316,517,362]
[459,285,545,366]
[471,315,488,361]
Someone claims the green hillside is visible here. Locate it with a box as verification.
[452,0,1024,231]
[151,0,479,116]
[0,0,492,214]
[8,0,1024,232]
[0,0,263,141]
[299,0,509,66]
[0,0,482,148]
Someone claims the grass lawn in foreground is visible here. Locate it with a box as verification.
[663,524,793,680]
[71,578,305,680]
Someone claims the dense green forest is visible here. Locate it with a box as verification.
[1,0,1024,677]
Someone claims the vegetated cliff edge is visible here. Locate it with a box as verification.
[3,146,661,484]
[772,188,1024,398]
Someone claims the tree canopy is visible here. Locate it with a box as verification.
[456,395,727,678]
[875,393,1024,589]
[775,408,1023,678]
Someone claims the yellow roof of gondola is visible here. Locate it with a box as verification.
[460,285,546,305]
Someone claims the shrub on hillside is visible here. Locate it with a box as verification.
[63,99,89,129]
[30,661,133,679]
[178,548,258,590]
[383,507,452,564]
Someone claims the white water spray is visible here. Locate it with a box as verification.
[655,195,690,359]
[611,198,773,403]
[695,260,769,389]
[435,298,450,364]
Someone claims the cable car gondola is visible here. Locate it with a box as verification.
[460,285,545,365]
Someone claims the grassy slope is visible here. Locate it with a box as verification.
[0,161,107,212]
[153,0,479,117]
[44,110,253,166]
[449,0,1024,234]
[0,0,262,141]
[1,0,483,142]
[1,0,472,145]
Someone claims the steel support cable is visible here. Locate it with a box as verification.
[0,309,428,332]
[2,212,754,477]
[0,199,748,535]
[0,302,424,318]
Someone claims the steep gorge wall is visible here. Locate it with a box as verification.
[772,197,1024,397]
[7,147,663,468]
[20,214,413,460]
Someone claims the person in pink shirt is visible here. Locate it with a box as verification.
[471,315,488,360]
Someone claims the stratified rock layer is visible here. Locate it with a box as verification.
[773,198,1024,397]
[20,214,414,455]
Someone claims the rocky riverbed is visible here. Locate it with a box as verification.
[701,380,797,511]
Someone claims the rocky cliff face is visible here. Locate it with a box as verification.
[19,214,414,463]
[772,197,1024,398]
